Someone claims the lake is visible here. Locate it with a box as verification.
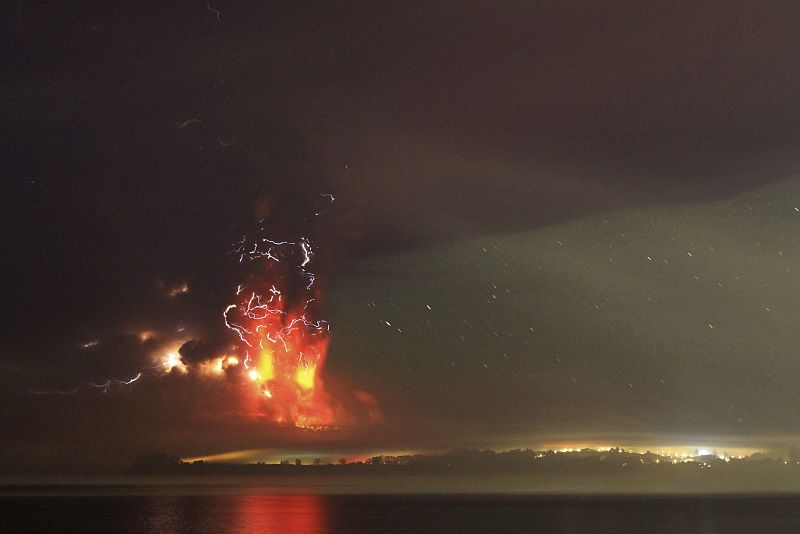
[3,492,800,533]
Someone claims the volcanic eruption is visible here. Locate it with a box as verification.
[222,232,336,428]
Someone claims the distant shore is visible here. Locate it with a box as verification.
[5,448,800,495]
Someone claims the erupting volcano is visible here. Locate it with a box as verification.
[223,234,336,428]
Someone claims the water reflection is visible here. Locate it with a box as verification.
[126,494,328,533]
[233,494,326,534]
[6,493,800,533]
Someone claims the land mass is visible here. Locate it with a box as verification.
[105,448,800,494]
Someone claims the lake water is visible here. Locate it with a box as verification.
[2,492,800,533]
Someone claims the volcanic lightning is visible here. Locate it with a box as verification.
[223,230,336,428]
[26,194,372,428]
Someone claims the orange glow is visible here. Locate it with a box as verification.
[167,281,190,297]
[246,309,332,426]
[226,292,335,429]
[226,288,335,427]
[161,350,188,374]
[294,365,315,390]
[258,348,275,381]
[222,236,367,429]
[198,354,239,376]
[233,495,326,534]
[138,330,157,342]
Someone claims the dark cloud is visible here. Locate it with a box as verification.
[72,335,155,381]
[178,338,229,365]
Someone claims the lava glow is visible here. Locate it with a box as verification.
[161,349,188,374]
[198,354,239,377]
[224,235,336,428]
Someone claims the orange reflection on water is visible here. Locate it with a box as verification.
[233,494,328,534]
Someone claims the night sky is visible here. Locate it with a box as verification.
[4,1,800,474]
